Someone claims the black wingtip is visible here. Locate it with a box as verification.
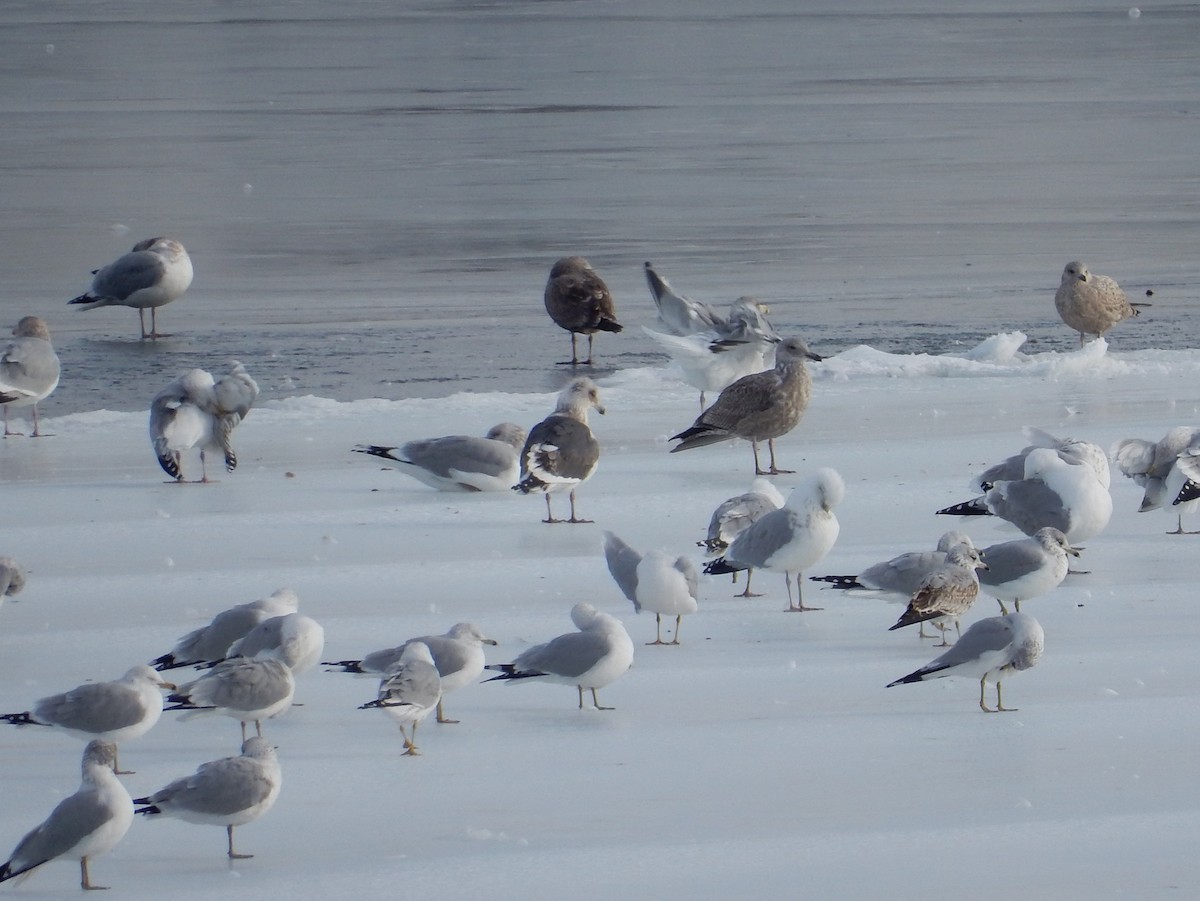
[1174,479,1200,506]
[809,575,865,589]
[703,557,743,576]
[936,498,991,517]
[321,659,365,674]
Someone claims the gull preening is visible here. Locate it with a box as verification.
[166,655,296,740]
[1054,260,1147,345]
[887,612,1045,713]
[699,478,785,591]
[323,622,497,724]
[543,256,622,366]
[810,531,974,599]
[0,316,60,437]
[514,377,605,523]
[670,336,821,475]
[888,544,989,646]
[69,236,193,339]
[150,588,300,671]
[134,736,282,860]
[643,261,725,335]
[970,428,1111,493]
[353,423,526,492]
[704,468,844,611]
[358,641,442,756]
[977,527,1078,613]
[0,665,175,774]
[485,603,635,710]
[0,741,133,891]
[221,612,326,676]
[1112,426,1200,534]
[603,531,699,645]
[149,360,259,482]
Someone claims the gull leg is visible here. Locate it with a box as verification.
[81,857,108,891]
[670,614,682,645]
[30,404,50,438]
[139,308,148,340]
[996,599,1010,614]
[933,622,952,647]
[3,407,22,437]
[766,439,794,475]
[566,488,593,524]
[435,699,458,724]
[979,676,992,712]
[240,721,248,742]
[784,572,823,612]
[227,824,253,860]
[401,723,422,755]
[583,333,595,366]
[994,681,1018,712]
[752,441,766,476]
[576,686,585,709]
[736,568,762,598]
[646,613,666,646]
[542,494,563,524]
[591,688,614,711]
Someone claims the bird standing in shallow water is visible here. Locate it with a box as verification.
[69,236,193,339]
[670,336,820,476]
[543,256,622,366]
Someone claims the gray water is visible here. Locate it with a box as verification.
[1,0,1197,415]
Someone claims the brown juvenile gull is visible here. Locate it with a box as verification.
[1054,260,1148,346]
[134,736,281,860]
[704,468,843,611]
[889,544,989,646]
[0,316,61,437]
[358,642,442,756]
[69,236,193,339]
[323,622,497,724]
[602,531,699,645]
[669,336,821,475]
[0,741,132,891]
[0,665,175,774]
[352,422,526,492]
[484,603,635,711]
[514,377,605,523]
[1112,426,1200,534]
[887,612,1045,713]
[149,360,259,482]
[543,256,622,365]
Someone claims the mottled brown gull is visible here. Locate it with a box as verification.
[543,256,622,365]
[1054,260,1148,346]
[69,236,193,339]
[889,544,988,646]
[669,336,820,475]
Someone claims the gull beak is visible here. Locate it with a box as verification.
[157,678,177,691]
[483,638,498,646]
[1067,544,1083,557]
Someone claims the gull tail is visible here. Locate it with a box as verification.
[670,425,731,453]
[322,659,366,674]
[0,712,39,727]
[936,498,991,517]
[703,557,745,576]
[133,802,162,815]
[888,607,937,631]
[809,575,867,590]
[352,444,401,462]
[150,652,187,671]
[1174,479,1200,506]
[483,664,544,683]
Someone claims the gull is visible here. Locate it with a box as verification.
[937,446,1113,543]
[0,316,61,437]
[134,736,281,860]
[149,360,259,482]
[514,377,605,523]
[150,588,300,671]
[887,612,1045,712]
[0,741,132,891]
[670,336,821,475]
[221,612,325,676]
[69,236,193,339]
[358,642,442,756]
[1054,260,1148,346]
[322,622,497,724]
[811,531,975,597]
[704,468,843,611]
[166,655,295,741]
[543,256,622,365]
[0,556,27,613]
[484,603,634,710]
[602,531,699,645]
[643,261,726,335]
[888,545,989,646]
[977,527,1078,613]
[971,427,1111,492]
[0,665,175,774]
[699,478,785,592]
[352,422,526,492]
[1112,426,1200,534]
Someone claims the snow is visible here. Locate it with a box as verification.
[2,339,1199,898]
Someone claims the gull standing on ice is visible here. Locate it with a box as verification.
[704,468,844,611]
[670,336,820,475]
[1112,426,1200,534]
[149,361,259,482]
[514,377,605,523]
[134,736,281,860]
[0,556,27,614]
[358,642,442,756]
[977,527,1078,613]
[699,478,785,591]
[889,545,989,646]
[0,665,175,774]
[0,741,132,891]
[602,531,699,645]
[937,447,1113,543]
[543,256,622,366]
[69,236,193,339]
[150,588,300,671]
[166,655,295,741]
[0,316,60,437]
[323,622,497,724]
[1054,260,1147,346]
[352,423,526,492]
[887,612,1045,713]
[220,612,325,676]
[810,531,975,599]
[485,603,635,710]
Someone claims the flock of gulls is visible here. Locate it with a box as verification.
[0,244,1193,890]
